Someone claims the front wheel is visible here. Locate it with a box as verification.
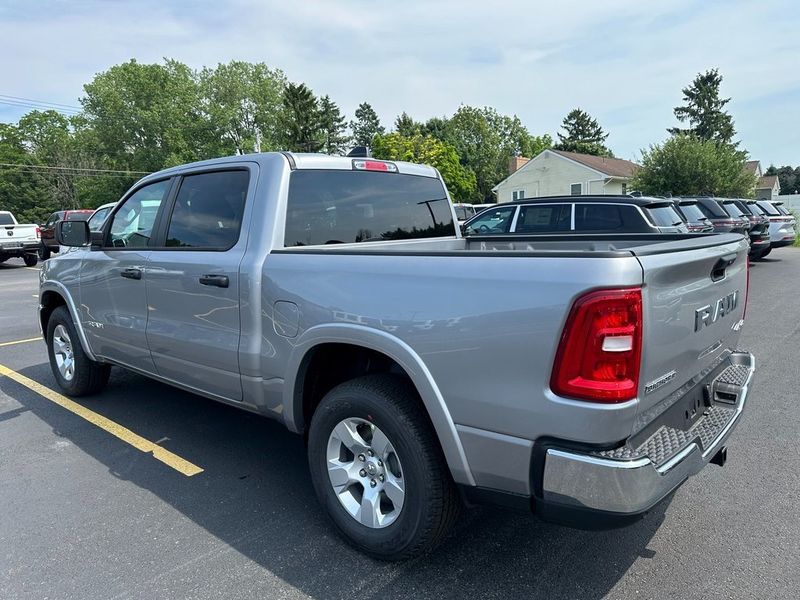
[46,306,110,396]
[307,374,460,560]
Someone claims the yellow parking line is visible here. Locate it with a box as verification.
[0,364,203,476]
[0,336,42,348]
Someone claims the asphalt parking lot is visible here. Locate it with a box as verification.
[1,252,799,600]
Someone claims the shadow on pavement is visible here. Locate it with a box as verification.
[2,362,669,599]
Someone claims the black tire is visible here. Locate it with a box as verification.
[307,374,461,560]
[23,254,38,267]
[46,306,110,396]
[39,244,51,260]
[760,247,772,258]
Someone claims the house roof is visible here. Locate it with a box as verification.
[744,160,760,175]
[757,175,780,190]
[551,150,639,178]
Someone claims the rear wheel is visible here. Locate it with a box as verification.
[39,244,51,260]
[23,254,38,267]
[307,374,460,560]
[46,306,110,396]
[760,247,772,258]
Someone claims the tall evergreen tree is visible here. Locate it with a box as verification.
[280,82,322,152]
[394,112,420,137]
[318,95,348,155]
[669,68,735,144]
[350,102,384,147]
[553,108,612,156]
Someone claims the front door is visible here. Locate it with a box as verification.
[145,168,251,401]
[79,179,172,373]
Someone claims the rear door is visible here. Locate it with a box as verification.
[634,235,748,415]
[145,166,255,401]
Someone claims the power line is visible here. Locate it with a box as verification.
[0,162,150,175]
[0,94,83,111]
[0,99,81,115]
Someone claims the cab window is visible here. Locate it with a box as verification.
[107,180,170,248]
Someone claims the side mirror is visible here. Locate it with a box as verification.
[56,220,90,247]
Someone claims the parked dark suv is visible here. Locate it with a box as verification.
[687,197,750,237]
[462,195,689,236]
[725,199,770,259]
[673,199,714,233]
[39,209,94,259]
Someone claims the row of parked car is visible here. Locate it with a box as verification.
[456,195,797,260]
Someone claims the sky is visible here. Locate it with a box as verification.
[1,0,799,166]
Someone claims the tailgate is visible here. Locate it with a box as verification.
[2,225,37,241]
[634,235,748,419]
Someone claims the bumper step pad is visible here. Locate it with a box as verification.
[594,363,746,468]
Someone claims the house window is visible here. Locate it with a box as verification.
[621,183,627,195]
[570,183,583,196]
[512,189,525,201]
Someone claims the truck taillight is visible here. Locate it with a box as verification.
[550,288,643,403]
[35,226,40,239]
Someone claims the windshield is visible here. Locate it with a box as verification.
[285,170,455,246]
[646,205,685,227]
[678,202,708,222]
[0,213,14,225]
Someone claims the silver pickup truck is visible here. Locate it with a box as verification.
[40,153,755,559]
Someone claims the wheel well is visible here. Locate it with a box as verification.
[39,291,67,339]
[297,343,414,432]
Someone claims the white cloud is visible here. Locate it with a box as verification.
[1,0,798,165]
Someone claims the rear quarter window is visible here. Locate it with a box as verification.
[515,204,570,233]
[285,170,454,246]
[574,204,648,232]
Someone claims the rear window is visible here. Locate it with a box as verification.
[774,203,790,215]
[747,203,765,216]
[645,205,685,227]
[697,199,728,218]
[756,201,780,216]
[454,206,475,221]
[0,213,14,225]
[285,171,454,246]
[722,202,745,217]
[515,204,571,233]
[678,202,707,222]
[574,204,647,232]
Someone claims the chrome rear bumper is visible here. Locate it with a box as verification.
[541,351,754,515]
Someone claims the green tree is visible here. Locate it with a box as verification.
[394,112,421,137]
[630,134,757,197]
[440,106,552,202]
[199,60,286,155]
[765,165,796,194]
[280,82,322,152]
[553,108,612,156]
[350,102,384,147]
[318,95,349,154]
[372,132,476,201]
[669,69,736,144]
[0,123,50,223]
[81,59,207,171]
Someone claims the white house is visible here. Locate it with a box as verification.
[492,149,640,203]
[745,160,781,200]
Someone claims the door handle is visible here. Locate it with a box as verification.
[120,267,142,280]
[199,274,229,288]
